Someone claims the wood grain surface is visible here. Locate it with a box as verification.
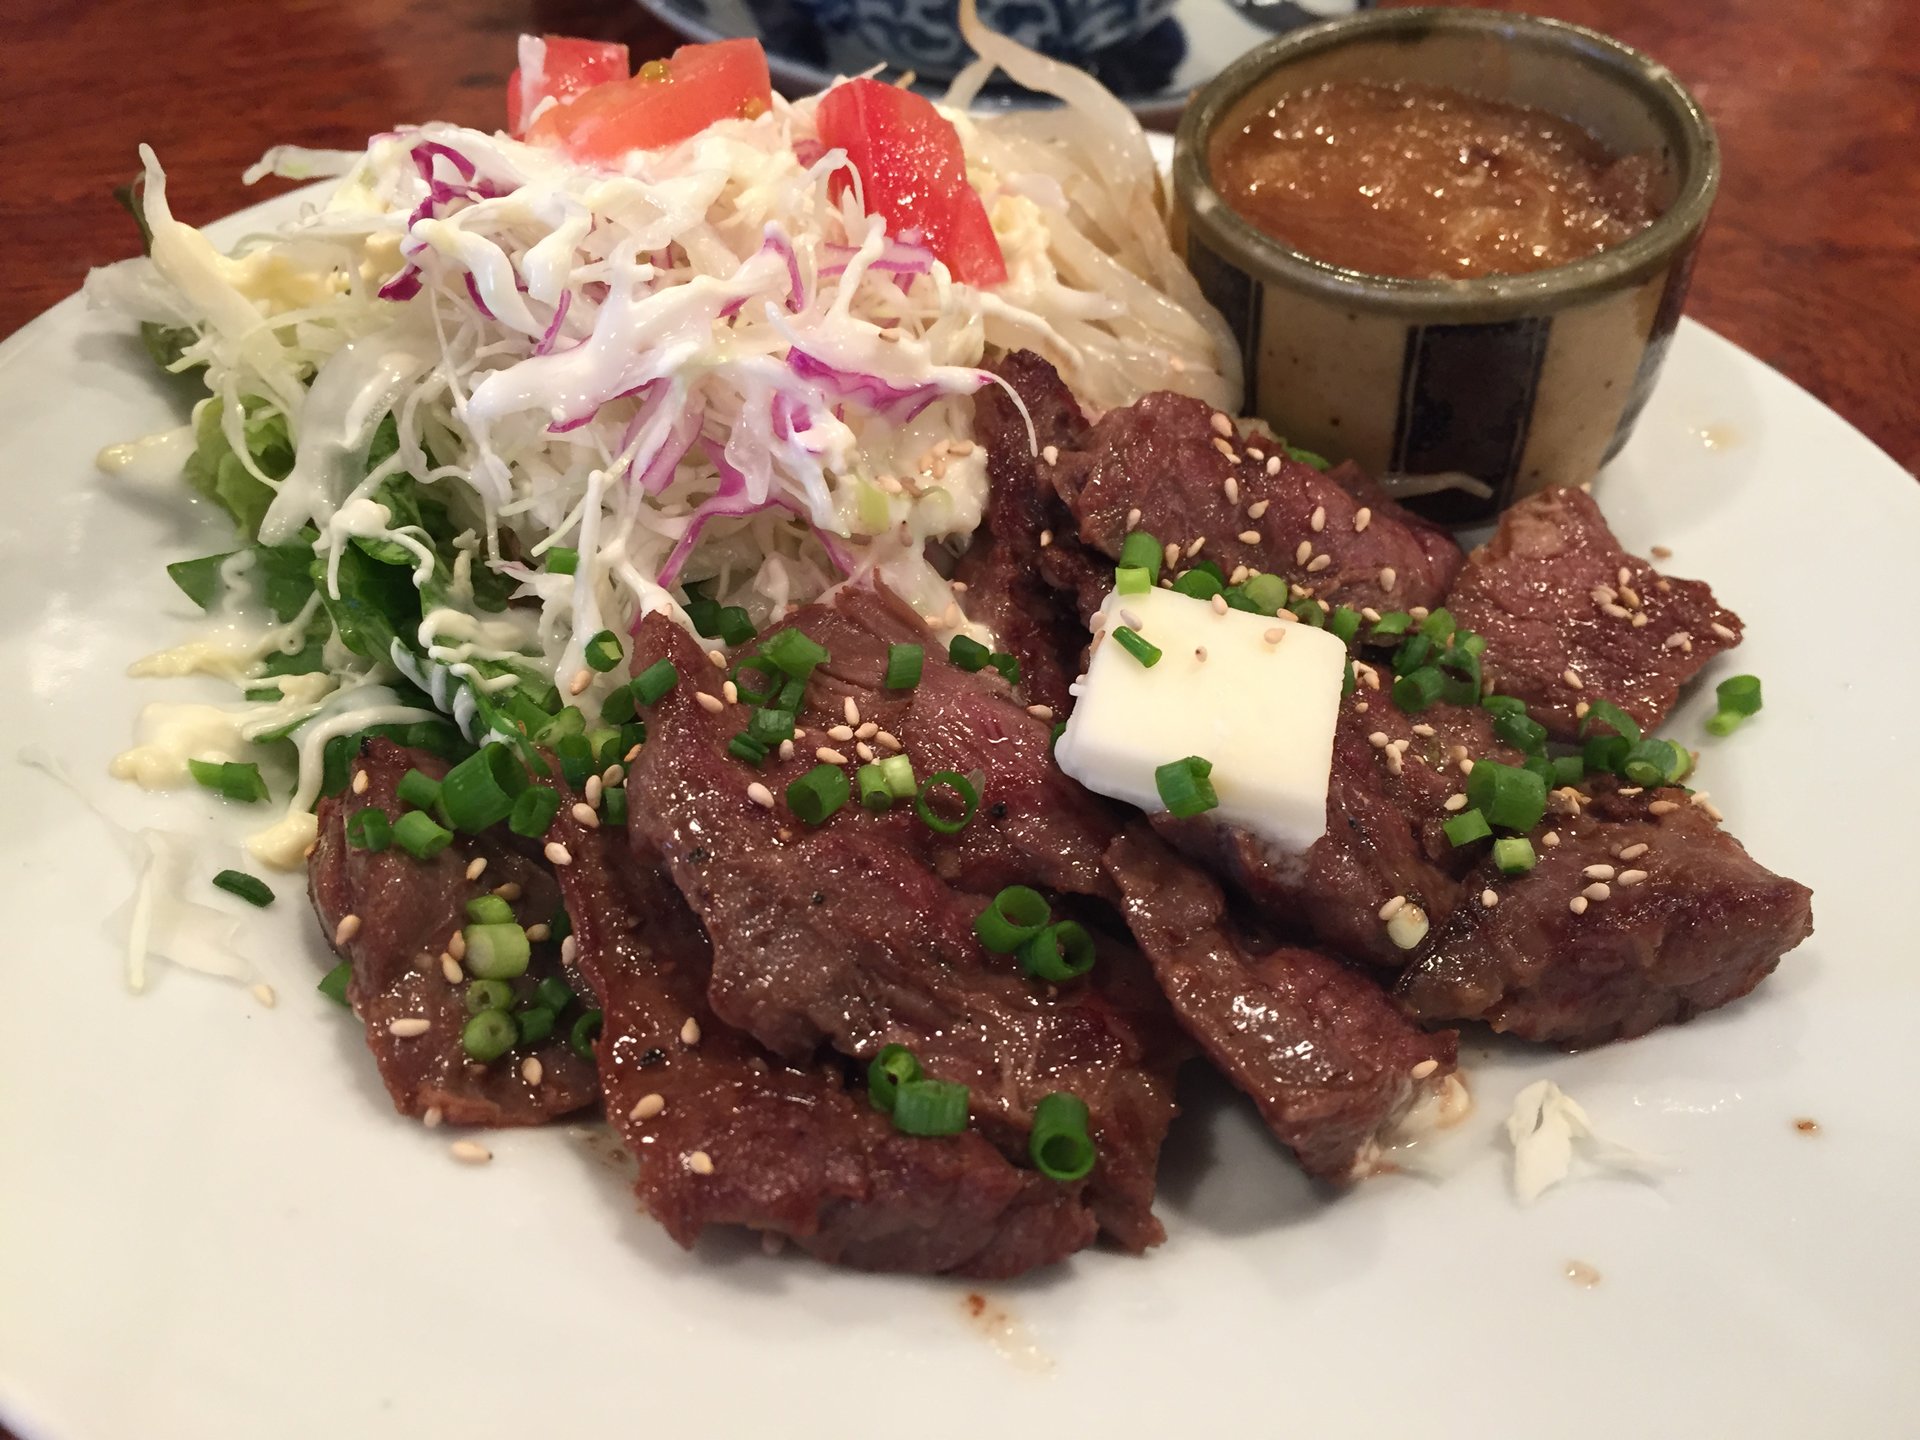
[6,0,1915,470]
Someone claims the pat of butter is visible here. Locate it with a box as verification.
[1056,587,1346,851]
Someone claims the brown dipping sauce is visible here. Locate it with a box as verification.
[1210,80,1663,280]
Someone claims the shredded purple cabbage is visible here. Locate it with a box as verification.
[532,290,572,356]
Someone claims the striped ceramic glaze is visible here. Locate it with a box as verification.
[1172,9,1719,525]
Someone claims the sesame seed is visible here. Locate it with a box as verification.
[1368,731,1390,748]
[1481,889,1499,908]
[681,1016,702,1046]
[544,841,573,866]
[1274,607,1299,624]
[1042,444,1059,465]
[1379,895,1407,920]
[778,739,796,761]
[1266,455,1282,475]
[1360,607,1381,622]
[695,691,725,714]
[722,680,740,705]
[1126,507,1142,530]
[1027,704,1055,720]
[1247,447,1265,461]
[1354,701,1369,713]
[448,929,467,960]
[1295,540,1313,566]
[251,982,277,1008]
[1583,882,1612,902]
[827,724,854,742]
[1617,869,1649,886]
[1210,411,1234,438]
[1163,542,1181,570]
[1563,669,1585,689]
[1618,566,1633,589]
[1458,757,1475,774]
[1234,529,1260,545]
[876,730,902,751]
[1212,437,1237,461]
[1710,621,1737,642]
[565,802,598,831]
[687,1150,715,1175]
[1541,831,1561,848]
[1354,507,1372,533]
[1663,631,1692,651]
[493,882,522,902]
[1247,500,1270,520]
[585,776,605,808]
[440,953,463,984]
[351,769,369,796]
[423,1106,443,1129]
[1210,593,1230,615]
[1569,896,1589,915]
[630,1093,665,1121]
[1602,603,1631,619]
[1444,793,1468,812]
[847,721,873,741]
[1040,529,1053,547]
[1695,795,1725,822]
[465,856,488,882]
[856,742,877,762]
[525,923,551,942]
[1378,566,1396,590]
[334,914,361,946]
[952,439,976,458]
[450,1140,492,1165]
[1384,747,1404,777]
[950,580,969,592]
[1631,613,1649,628]
[1618,787,1643,797]
[746,782,774,809]
[1307,554,1332,573]
[388,1017,431,1038]
[561,935,576,965]
[1263,627,1286,644]
[568,668,592,697]
[1583,864,1616,881]
[1411,1058,1439,1080]
[1655,579,1672,593]
[1409,607,1429,622]
[1186,536,1207,558]
[1651,544,1673,559]
[1223,476,1240,505]
[815,747,848,765]
[1119,607,1145,630]
[1618,842,1649,860]
[1575,701,1591,719]
[1411,723,1436,737]
[603,763,626,786]
[844,697,861,726]
[522,1056,544,1085]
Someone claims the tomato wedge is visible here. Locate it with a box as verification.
[506,36,630,138]
[815,77,1007,289]
[528,39,773,161]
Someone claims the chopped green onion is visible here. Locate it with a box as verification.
[975,885,1051,953]
[775,673,808,712]
[440,745,528,833]
[509,784,562,839]
[727,733,769,766]
[1115,565,1151,595]
[188,758,269,805]
[1018,920,1096,982]
[1480,695,1527,719]
[948,634,991,672]
[1494,710,1548,755]
[535,707,586,745]
[545,546,579,575]
[748,707,796,747]
[463,922,532,981]
[515,1006,556,1046]
[760,628,829,678]
[1112,627,1161,668]
[462,1009,518,1063]
[891,1077,970,1137]
[1171,569,1223,601]
[550,906,572,943]
[913,771,978,835]
[599,683,638,725]
[1241,572,1289,615]
[212,870,274,907]
[535,977,573,1011]
[879,753,916,798]
[393,810,453,860]
[602,786,628,826]
[317,962,353,1006]
[466,894,515,925]
[1466,760,1548,833]
[1419,608,1456,644]
[1029,1092,1097,1182]
[345,808,392,852]
[1154,755,1218,818]
[1327,607,1362,646]
[1049,722,1066,750]
[1492,836,1537,874]
[632,659,679,706]
[867,1044,921,1113]
[1222,585,1264,614]
[1289,599,1326,629]
[1582,734,1630,776]
[1443,808,1493,847]
[396,769,442,812]
[731,657,781,706]
[856,763,893,811]
[553,733,597,787]
[466,979,515,1014]
[1581,698,1642,745]
[583,629,623,672]
[715,606,756,647]
[884,643,924,690]
[1285,444,1330,470]
[787,764,851,826]
[1392,666,1445,713]
[1369,611,1414,640]
[1706,674,1763,737]
[1623,738,1689,787]
[1392,634,1433,672]
[1119,530,1162,581]
[1437,648,1482,705]
[1189,559,1226,586]
[987,652,1021,685]
[1457,632,1487,658]
[1522,754,1557,790]
[1551,754,1586,788]
[568,1009,604,1060]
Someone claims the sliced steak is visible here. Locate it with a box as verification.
[1106,827,1457,1182]
[1397,783,1813,1046]
[1048,389,1463,614]
[545,792,1096,1276]
[625,585,1183,1251]
[950,351,1101,713]
[1444,486,1744,740]
[307,738,597,1127]
[1158,676,1524,971]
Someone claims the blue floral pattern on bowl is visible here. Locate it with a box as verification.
[800,0,1179,77]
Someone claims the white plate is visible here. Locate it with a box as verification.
[3,181,1917,1440]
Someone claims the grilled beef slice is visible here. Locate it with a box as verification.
[1397,782,1813,1047]
[1048,389,1463,615]
[1105,827,1457,1181]
[545,792,1097,1276]
[624,585,1184,1251]
[308,738,597,1126]
[1444,486,1744,740]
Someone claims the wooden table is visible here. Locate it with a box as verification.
[7,0,1915,472]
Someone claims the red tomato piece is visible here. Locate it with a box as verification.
[506,36,630,138]
[815,77,1007,289]
[528,39,773,161]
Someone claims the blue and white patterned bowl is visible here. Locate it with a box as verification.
[800,0,1179,78]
